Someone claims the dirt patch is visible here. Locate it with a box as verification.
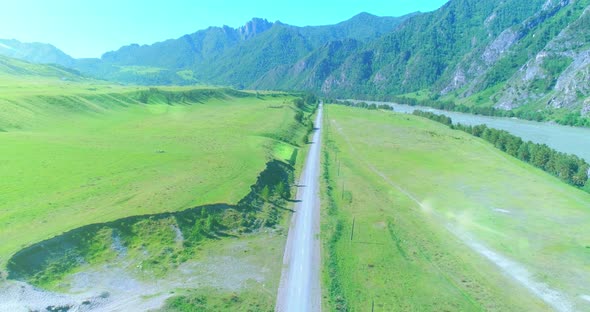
[0,233,280,312]
[492,208,512,214]
[373,221,387,229]
[449,227,573,312]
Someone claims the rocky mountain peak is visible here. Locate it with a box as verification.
[238,18,274,40]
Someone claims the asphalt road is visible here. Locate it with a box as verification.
[276,103,323,312]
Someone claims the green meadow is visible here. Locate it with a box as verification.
[322,105,590,311]
[0,82,304,270]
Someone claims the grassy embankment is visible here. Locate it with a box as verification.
[321,104,590,311]
[0,87,297,265]
[0,64,317,309]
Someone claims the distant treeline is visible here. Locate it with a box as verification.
[294,92,319,144]
[333,100,393,111]
[330,97,590,128]
[413,110,589,191]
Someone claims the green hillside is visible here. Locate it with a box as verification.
[0,54,81,80]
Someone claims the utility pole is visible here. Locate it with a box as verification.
[350,216,355,241]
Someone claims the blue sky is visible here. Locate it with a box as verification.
[0,0,448,58]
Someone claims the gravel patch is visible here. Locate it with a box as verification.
[0,236,276,311]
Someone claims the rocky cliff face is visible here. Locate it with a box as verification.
[440,26,521,97]
[428,0,590,117]
[442,0,571,97]
[238,18,274,40]
[495,2,590,111]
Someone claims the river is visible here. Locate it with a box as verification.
[357,100,590,163]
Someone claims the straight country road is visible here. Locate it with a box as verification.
[276,103,323,312]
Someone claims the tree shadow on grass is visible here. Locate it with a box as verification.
[267,200,295,213]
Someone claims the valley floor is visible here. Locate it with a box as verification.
[321,105,590,311]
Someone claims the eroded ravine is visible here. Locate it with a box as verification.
[1,160,295,311]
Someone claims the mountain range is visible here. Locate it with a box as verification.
[1,0,589,120]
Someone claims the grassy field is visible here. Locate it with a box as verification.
[0,84,306,271]
[0,56,318,310]
[321,105,590,311]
